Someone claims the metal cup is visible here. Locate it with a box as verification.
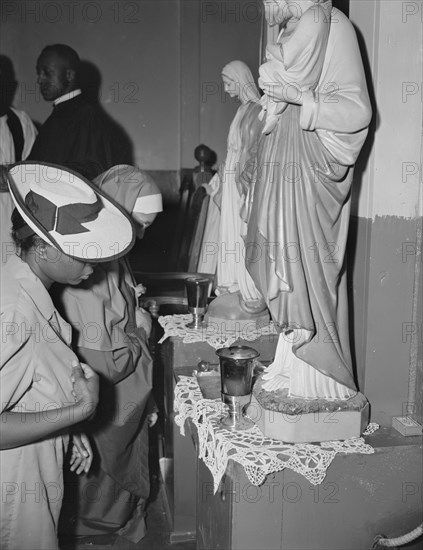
[217,345,260,430]
[185,277,210,329]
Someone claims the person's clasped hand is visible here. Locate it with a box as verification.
[71,360,99,420]
[135,306,153,338]
[70,433,93,474]
[147,412,158,428]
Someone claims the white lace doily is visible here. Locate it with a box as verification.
[158,313,279,349]
[174,375,379,493]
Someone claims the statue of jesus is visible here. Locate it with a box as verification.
[246,0,372,401]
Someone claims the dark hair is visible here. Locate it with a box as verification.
[11,208,42,251]
[40,44,80,72]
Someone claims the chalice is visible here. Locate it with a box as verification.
[217,345,260,430]
[185,277,210,329]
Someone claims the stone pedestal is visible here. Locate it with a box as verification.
[247,375,370,443]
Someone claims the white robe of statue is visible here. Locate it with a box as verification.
[200,61,264,306]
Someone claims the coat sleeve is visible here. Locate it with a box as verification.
[76,335,141,385]
[0,309,35,413]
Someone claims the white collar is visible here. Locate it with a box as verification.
[53,89,82,107]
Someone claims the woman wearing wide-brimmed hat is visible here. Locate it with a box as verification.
[0,162,134,550]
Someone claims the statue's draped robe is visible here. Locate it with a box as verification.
[216,100,264,302]
[246,8,372,397]
[199,61,263,301]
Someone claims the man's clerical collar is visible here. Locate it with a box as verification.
[53,89,82,107]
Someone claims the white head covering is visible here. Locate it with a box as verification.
[221,60,261,104]
[94,164,162,238]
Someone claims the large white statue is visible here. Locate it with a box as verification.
[245,0,372,404]
[200,60,267,323]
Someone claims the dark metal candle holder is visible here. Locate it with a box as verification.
[217,345,260,430]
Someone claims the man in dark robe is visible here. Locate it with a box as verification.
[28,44,131,180]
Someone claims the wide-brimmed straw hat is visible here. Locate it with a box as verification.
[7,162,135,263]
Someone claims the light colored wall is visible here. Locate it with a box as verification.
[1,0,262,171]
[181,0,262,167]
[351,0,422,220]
[349,0,423,426]
[1,0,181,170]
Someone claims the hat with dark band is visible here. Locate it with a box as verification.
[7,162,135,263]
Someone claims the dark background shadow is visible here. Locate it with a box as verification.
[333,0,349,17]
[346,24,379,390]
[129,145,217,274]
[0,54,18,115]
[78,59,134,166]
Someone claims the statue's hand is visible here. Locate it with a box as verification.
[258,94,269,124]
[266,43,283,62]
[259,94,268,111]
[260,80,303,106]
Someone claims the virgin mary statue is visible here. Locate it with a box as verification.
[199,60,266,321]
